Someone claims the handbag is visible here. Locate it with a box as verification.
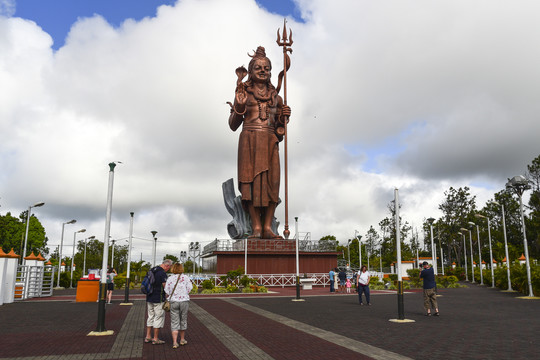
[162,275,181,312]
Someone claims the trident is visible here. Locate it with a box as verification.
[277,19,293,240]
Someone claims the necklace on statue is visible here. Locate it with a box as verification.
[257,100,269,120]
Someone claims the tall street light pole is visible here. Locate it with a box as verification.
[294,217,301,301]
[476,214,495,288]
[458,232,468,281]
[123,212,134,305]
[94,161,121,334]
[469,222,483,285]
[347,239,351,268]
[110,239,116,269]
[56,219,77,288]
[355,230,362,269]
[83,236,95,276]
[70,228,86,288]
[461,227,474,283]
[506,175,534,297]
[493,200,513,291]
[151,231,158,267]
[22,202,45,265]
[427,218,437,275]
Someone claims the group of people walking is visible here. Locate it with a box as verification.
[144,259,193,348]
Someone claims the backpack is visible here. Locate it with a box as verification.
[141,267,157,295]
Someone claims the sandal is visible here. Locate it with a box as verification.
[173,343,179,349]
[152,339,165,345]
[144,338,152,343]
[180,339,188,346]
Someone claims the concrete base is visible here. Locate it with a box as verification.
[119,302,134,306]
[388,319,415,323]
[291,298,305,302]
[53,286,65,290]
[87,330,115,336]
[501,290,517,293]
[516,296,540,300]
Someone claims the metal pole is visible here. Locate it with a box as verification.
[475,225,483,285]
[96,162,117,333]
[110,239,116,269]
[70,229,85,288]
[56,219,76,288]
[395,189,404,320]
[517,194,534,297]
[499,203,513,291]
[486,218,494,288]
[429,221,437,275]
[469,230,475,283]
[124,212,134,304]
[22,206,32,264]
[244,238,248,275]
[462,233,468,281]
[295,217,300,300]
[83,239,87,276]
[151,231,157,267]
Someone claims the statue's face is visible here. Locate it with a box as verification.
[251,58,271,83]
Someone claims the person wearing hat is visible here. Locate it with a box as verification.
[420,261,439,316]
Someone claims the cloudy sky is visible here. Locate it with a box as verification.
[1,0,539,264]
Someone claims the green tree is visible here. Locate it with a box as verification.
[0,211,48,257]
[163,254,179,263]
[526,155,540,258]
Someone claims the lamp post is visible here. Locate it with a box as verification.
[151,231,158,267]
[506,175,534,297]
[347,239,351,268]
[458,232,468,281]
[395,189,404,320]
[460,227,474,283]
[83,236,95,276]
[427,218,437,275]
[56,219,77,288]
[355,230,362,269]
[70,228,86,288]
[294,216,301,300]
[492,201,512,291]
[110,239,116,269]
[180,251,187,263]
[123,212,134,304]
[476,214,495,288]
[94,161,121,334]
[468,221,483,285]
[22,202,45,264]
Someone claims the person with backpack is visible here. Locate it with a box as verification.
[106,267,117,304]
[144,259,172,345]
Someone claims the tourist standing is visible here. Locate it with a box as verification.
[329,268,335,293]
[145,259,173,345]
[338,268,347,293]
[357,265,371,305]
[420,261,439,316]
[165,263,193,349]
[106,267,117,304]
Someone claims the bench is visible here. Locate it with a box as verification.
[300,278,316,290]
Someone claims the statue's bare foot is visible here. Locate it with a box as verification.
[263,230,283,239]
[248,231,262,239]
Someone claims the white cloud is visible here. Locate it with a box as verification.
[1,0,539,264]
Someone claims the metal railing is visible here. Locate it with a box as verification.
[203,238,338,255]
[188,273,331,288]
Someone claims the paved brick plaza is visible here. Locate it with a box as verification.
[0,284,537,359]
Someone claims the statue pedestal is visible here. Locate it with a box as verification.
[201,238,340,274]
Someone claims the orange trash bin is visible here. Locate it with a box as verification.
[76,279,100,302]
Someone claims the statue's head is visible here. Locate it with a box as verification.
[247,46,272,84]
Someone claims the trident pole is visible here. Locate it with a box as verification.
[277,19,293,239]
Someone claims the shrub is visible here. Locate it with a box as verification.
[201,279,215,290]
[240,275,257,287]
[201,289,214,294]
[190,284,198,294]
[258,286,268,293]
[242,287,254,293]
[226,285,238,293]
[114,274,126,289]
[212,287,227,293]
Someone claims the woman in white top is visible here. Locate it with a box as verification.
[356,265,371,305]
[164,263,193,349]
